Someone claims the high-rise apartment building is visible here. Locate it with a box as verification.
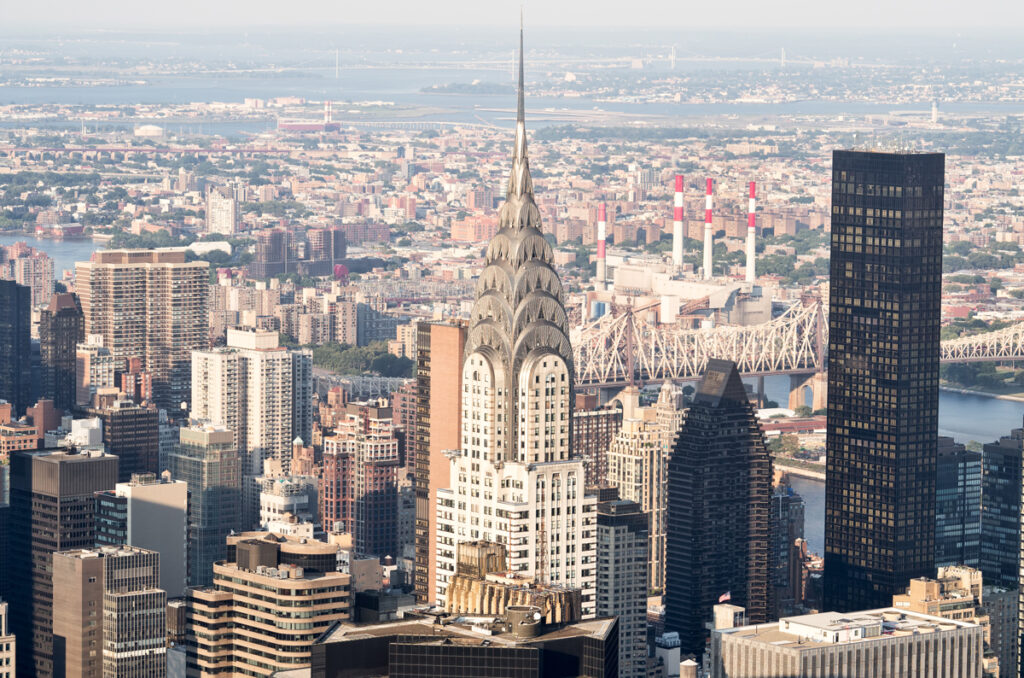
[76,335,117,407]
[0,280,31,415]
[412,321,465,603]
[596,499,648,678]
[246,228,288,279]
[185,532,351,677]
[256,457,319,529]
[5,249,54,307]
[571,393,623,488]
[95,472,189,598]
[76,249,209,411]
[824,151,944,612]
[435,40,597,616]
[321,400,400,558]
[606,384,682,592]
[664,359,772,655]
[168,423,240,587]
[205,187,237,235]
[92,397,160,482]
[935,436,981,569]
[981,425,1022,588]
[191,328,312,527]
[7,448,118,676]
[52,546,167,678]
[39,292,85,412]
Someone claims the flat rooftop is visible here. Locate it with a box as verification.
[722,608,978,651]
[320,610,616,648]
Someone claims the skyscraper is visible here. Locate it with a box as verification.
[92,397,160,482]
[205,186,237,235]
[191,328,312,527]
[76,249,209,411]
[52,545,167,678]
[7,448,118,676]
[412,321,465,603]
[596,499,649,678]
[664,359,772,655]
[168,423,240,587]
[935,436,981,569]
[435,33,597,614]
[38,292,84,412]
[824,150,944,612]
[0,280,31,415]
[0,600,13,678]
[981,425,1022,588]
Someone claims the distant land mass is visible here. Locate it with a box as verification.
[421,82,513,95]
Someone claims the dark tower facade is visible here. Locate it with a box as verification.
[664,359,772,656]
[0,280,32,414]
[39,292,85,413]
[824,151,944,612]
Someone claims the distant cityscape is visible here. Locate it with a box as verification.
[0,19,1023,678]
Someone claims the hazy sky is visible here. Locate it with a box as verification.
[5,0,1024,31]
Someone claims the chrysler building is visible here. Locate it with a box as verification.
[435,27,597,615]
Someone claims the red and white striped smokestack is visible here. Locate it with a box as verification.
[746,181,757,283]
[596,203,607,287]
[702,178,714,280]
[672,174,684,272]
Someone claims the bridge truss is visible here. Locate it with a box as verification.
[572,301,1024,387]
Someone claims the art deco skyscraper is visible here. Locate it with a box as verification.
[824,151,944,612]
[76,249,209,412]
[435,28,597,614]
[664,359,772,656]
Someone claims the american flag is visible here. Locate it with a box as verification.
[718,591,731,603]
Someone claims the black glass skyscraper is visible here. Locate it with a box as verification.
[39,292,85,412]
[664,359,772,656]
[824,150,944,612]
[0,280,32,414]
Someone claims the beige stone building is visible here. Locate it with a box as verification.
[185,532,351,677]
[711,608,985,678]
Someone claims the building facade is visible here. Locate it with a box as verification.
[95,472,189,598]
[39,292,85,412]
[92,398,160,482]
[52,546,167,678]
[168,424,240,588]
[0,280,31,415]
[936,436,981,569]
[710,608,984,678]
[596,499,648,678]
[824,151,944,611]
[412,321,465,603]
[191,328,312,527]
[76,249,210,411]
[664,359,772,656]
[981,426,1022,588]
[7,449,118,676]
[185,533,351,677]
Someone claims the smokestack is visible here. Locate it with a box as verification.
[596,203,607,287]
[672,174,684,273]
[703,178,713,280]
[746,181,757,283]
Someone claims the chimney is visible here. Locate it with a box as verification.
[746,181,756,283]
[672,174,684,273]
[703,178,714,280]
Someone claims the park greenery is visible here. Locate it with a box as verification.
[281,337,414,378]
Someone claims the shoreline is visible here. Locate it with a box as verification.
[939,385,1024,403]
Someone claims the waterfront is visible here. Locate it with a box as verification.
[0,232,101,276]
